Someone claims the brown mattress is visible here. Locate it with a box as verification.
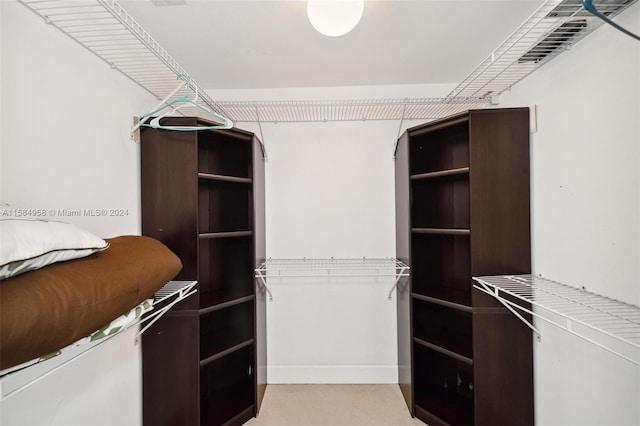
[0,235,182,370]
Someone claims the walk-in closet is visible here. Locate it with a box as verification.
[1,1,639,425]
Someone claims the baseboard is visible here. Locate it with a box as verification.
[267,365,398,384]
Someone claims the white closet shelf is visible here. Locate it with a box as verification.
[255,258,410,301]
[473,274,640,367]
[215,98,492,123]
[18,0,637,124]
[451,0,637,98]
[18,0,228,121]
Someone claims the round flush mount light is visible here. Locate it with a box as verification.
[307,0,364,37]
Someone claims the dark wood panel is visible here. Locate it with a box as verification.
[473,310,534,426]
[140,130,199,312]
[468,108,531,281]
[141,126,199,307]
[394,132,413,414]
[142,312,199,426]
[253,135,267,414]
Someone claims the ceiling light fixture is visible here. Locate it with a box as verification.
[307,0,364,37]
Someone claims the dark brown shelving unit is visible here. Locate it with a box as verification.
[395,108,534,426]
[140,117,266,426]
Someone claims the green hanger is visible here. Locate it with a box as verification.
[136,74,233,132]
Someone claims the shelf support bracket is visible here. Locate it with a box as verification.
[393,100,408,159]
[473,278,542,341]
[255,269,273,301]
[135,281,198,344]
[388,264,410,300]
[255,104,268,160]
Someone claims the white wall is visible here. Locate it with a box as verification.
[3,0,638,420]
[500,3,640,425]
[210,84,446,383]
[1,1,157,424]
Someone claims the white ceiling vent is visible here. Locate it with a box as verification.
[518,19,587,63]
[546,0,635,17]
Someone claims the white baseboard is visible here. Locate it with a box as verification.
[267,365,398,384]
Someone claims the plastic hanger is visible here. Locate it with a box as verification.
[582,0,640,42]
[131,74,233,138]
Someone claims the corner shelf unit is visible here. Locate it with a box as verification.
[474,274,640,366]
[254,258,410,301]
[395,108,534,426]
[141,117,266,426]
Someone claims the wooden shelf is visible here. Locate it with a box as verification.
[198,173,252,184]
[411,167,470,180]
[200,339,255,367]
[200,295,255,316]
[199,231,253,239]
[412,228,470,236]
[414,338,473,366]
[412,292,472,313]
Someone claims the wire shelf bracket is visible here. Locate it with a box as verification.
[134,280,197,342]
[255,257,410,301]
[473,274,640,367]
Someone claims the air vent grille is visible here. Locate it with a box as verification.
[547,0,635,17]
[518,19,587,63]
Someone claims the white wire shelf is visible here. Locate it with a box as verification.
[255,258,410,301]
[216,97,492,123]
[473,274,640,367]
[18,0,635,124]
[450,0,637,98]
[17,0,228,121]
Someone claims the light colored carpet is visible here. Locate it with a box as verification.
[244,384,426,426]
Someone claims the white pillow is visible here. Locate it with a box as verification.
[0,219,109,280]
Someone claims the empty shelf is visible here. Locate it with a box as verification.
[255,258,410,301]
[473,274,640,366]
